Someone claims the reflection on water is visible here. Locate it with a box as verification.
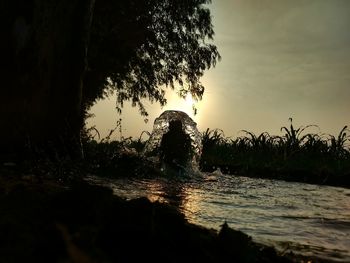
[86,174,350,262]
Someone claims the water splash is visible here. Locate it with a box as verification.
[142,110,202,175]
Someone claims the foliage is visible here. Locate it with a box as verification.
[83,0,220,117]
[328,125,350,158]
[82,123,151,176]
[200,120,350,187]
[279,118,319,155]
[82,118,350,186]
[202,128,227,149]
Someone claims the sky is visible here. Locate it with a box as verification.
[86,0,350,141]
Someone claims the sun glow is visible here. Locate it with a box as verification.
[162,90,196,118]
[185,93,194,108]
[157,83,217,132]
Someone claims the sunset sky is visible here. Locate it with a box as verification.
[87,0,350,140]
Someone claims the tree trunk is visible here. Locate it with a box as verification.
[0,0,95,160]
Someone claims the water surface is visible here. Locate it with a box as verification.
[86,173,350,262]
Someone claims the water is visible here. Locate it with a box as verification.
[143,110,203,166]
[86,173,350,262]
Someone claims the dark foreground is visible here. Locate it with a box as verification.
[0,170,333,263]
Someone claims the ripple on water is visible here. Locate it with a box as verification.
[85,174,350,262]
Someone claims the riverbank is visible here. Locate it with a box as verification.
[0,165,331,263]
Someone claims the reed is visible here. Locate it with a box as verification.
[200,120,350,187]
[83,119,349,186]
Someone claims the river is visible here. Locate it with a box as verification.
[86,172,350,262]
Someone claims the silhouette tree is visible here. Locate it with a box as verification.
[84,0,220,117]
[1,0,95,159]
[0,0,220,160]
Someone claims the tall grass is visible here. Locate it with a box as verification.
[83,119,350,186]
[200,119,350,186]
[82,119,151,176]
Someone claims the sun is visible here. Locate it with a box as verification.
[162,90,196,117]
[185,93,194,108]
[178,93,195,117]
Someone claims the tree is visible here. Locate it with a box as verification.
[0,0,95,159]
[0,0,220,160]
[84,0,220,118]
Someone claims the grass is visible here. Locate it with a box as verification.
[200,119,350,187]
[81,118,350,187]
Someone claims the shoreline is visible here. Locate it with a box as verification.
[0,171,333,263]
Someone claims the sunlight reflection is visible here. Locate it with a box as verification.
[132,179,203,219]
[86,173,350,262]
[180,188,203,223]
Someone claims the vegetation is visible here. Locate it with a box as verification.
[84,0,221,117]
[200,119,350,187]
[81,119,350,187]
[1,0,220,159]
